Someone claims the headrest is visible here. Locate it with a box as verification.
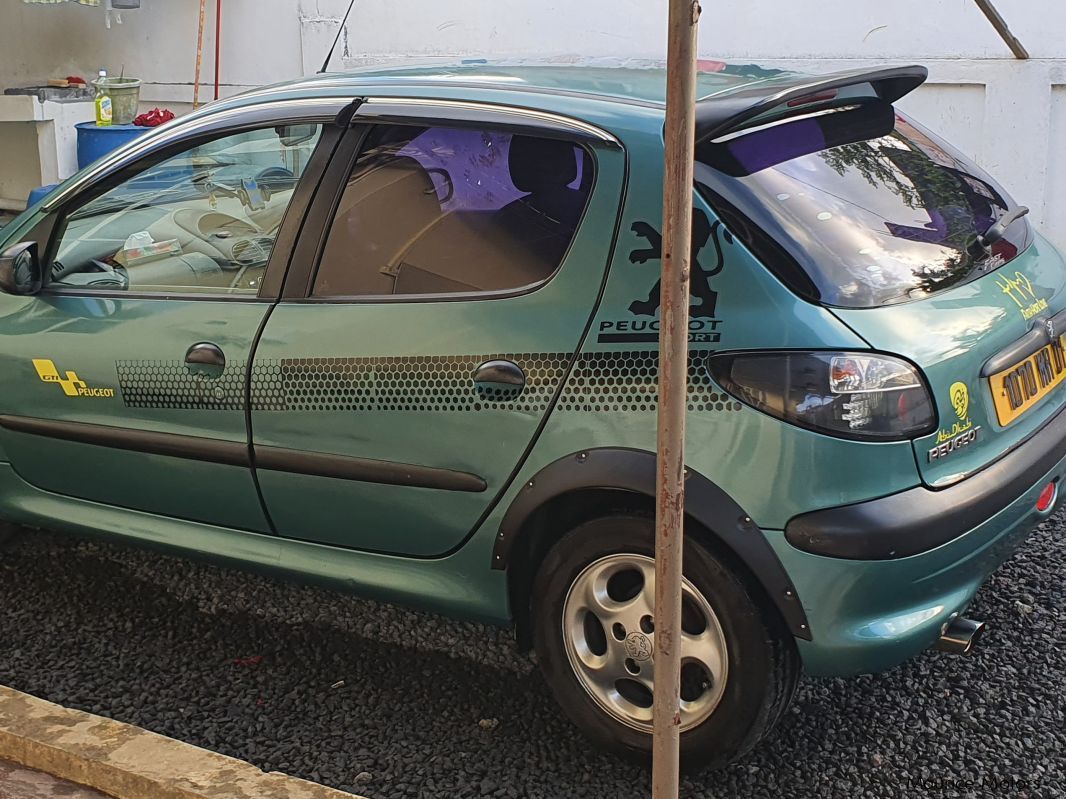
[508,136,578,193]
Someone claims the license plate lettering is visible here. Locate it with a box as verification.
[1035,349,1053,388]
[990,334,1066,425]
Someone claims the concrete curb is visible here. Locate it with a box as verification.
[0,686,367,799]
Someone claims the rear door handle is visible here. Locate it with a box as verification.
[473,359,526,398]
[185,342,226,378]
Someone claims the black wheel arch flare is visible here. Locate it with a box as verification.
[492,447,812,641]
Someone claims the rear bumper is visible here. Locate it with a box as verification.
[770,438,1065,677]
[785,401,1066,559]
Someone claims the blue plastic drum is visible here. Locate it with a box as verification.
[27,183,59,207]
[75,122,148,169]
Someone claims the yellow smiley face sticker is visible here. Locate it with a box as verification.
[949,381,969,421]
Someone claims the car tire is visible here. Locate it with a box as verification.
[532,514,799,769]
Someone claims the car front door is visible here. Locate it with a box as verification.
[0,110,344,532]
[249,103,625,556]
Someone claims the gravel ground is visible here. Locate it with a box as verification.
[0,514,1063,799]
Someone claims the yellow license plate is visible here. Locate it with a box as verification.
[989,335,1066,426]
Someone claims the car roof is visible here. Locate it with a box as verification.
[190,61,807,144]
[210,62,802,124]
[299,62,797,107]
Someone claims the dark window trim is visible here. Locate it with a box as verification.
[39,288,272,303]
[280,123,371,300]
[356,97,622,146]
[0,414,485,493]
[258,123,346,298]
[278,284,568,306]
[287,119,602,303]
[39,115,344,304]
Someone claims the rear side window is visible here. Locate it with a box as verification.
[697,102,1032,308]
[313,125,593,298]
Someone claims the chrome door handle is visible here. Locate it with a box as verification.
[185,342,226,378]
[473,359,526,397]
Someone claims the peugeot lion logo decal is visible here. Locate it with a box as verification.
[597,209,732,345]
[949,381,969,421]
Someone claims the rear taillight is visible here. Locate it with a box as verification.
[707,351,936,441]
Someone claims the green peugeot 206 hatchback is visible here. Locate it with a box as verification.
[1,61,1063,768]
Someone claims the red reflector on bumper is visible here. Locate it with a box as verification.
[1036,481,1057,512]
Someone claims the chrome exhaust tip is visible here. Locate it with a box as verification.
[933,616,986,655]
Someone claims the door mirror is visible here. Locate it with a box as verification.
[0,242,42,296]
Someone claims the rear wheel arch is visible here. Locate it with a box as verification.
[493,448,811,647]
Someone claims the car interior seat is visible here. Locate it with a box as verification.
[316,153,443,296]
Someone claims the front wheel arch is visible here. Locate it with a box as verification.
[493,448,811,646]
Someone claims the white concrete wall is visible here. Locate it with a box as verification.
[1,0,1065,244]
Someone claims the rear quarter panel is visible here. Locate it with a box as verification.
[519,125,925,528]
[833,233,1066,487]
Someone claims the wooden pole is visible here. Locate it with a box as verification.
[974,0,1030,60]
[652,1,700,797]
[192,0,208,109]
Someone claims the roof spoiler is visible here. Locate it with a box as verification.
[695,64,928,145]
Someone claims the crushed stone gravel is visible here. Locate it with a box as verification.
[0,513,1062,798]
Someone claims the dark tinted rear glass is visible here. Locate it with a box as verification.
[697,103,1032,308]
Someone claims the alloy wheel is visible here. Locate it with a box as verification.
[561,552,729,733]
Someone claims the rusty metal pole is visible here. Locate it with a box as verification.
[193,0,208,109]
[652,1,700,797]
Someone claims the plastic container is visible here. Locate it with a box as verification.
[94,70,113,126]
[75,122,149,169]
[27,183,60,207]
[90,76,141,125]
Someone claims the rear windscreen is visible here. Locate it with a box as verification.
[697,101,1032,308]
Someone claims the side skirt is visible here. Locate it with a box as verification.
[0,462,508,626]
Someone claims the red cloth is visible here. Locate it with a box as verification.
[133,108,175,127]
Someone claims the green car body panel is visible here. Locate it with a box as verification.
[0,62,1063,682]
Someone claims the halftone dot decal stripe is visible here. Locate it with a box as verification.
[116,360,246,410]
[556,351,742,413]
[114,352,742,413]
[254,355,570,413]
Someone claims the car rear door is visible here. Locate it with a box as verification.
[0,104,346,531]
[248,101,625,556]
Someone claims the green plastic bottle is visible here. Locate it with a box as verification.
[94,69,113,127]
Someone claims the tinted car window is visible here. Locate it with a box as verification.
[313,125,592,297]
[697,103,1032,308]
[50,125,322,295]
